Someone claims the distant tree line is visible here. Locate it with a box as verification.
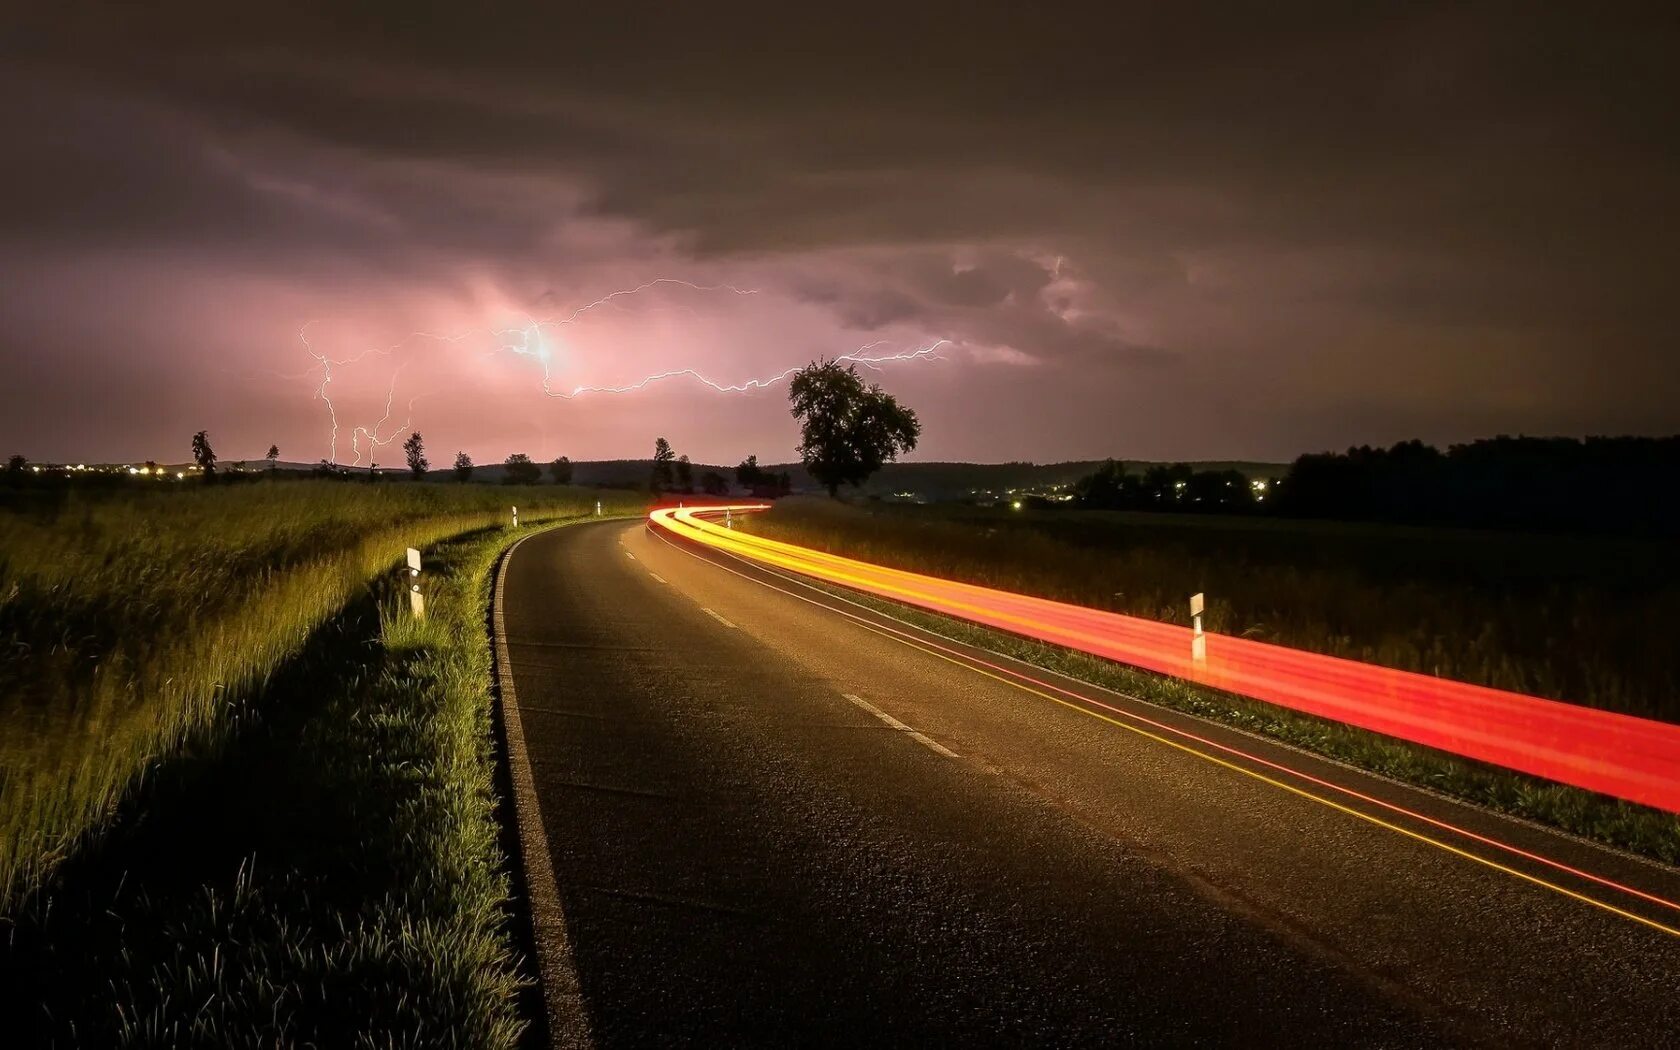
[1073,460,1262,512]
[734,455,792,498]
[1071,436,1680,535]
[1273,436,1680,534]
[643,440,793,497]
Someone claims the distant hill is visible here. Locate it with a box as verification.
[758,460,1286,500]
[481,459,1285,497]
[47,457,1286,500]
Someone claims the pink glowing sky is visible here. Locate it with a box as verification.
[3,5,1676,466]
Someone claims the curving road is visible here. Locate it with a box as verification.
[498,518,1680,1047]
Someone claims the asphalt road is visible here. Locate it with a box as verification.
[499,518,1680,1047]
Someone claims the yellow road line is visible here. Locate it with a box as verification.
[651,524,1680,940]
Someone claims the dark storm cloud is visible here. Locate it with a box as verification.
[3,1,1678,461]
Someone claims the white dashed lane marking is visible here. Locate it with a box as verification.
[843,693,960,758]
[703,607,737,629]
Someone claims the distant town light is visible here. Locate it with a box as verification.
[1011,500,1024,510]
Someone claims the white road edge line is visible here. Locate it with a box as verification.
[494,526,595,1050]
[702,607,737,628]
[843,693,960,758]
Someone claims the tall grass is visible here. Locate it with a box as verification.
[0,481,644,910]
[742,498,1680,721]
[2,514,615,1043]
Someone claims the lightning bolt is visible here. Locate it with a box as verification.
[298,321,343,464]
[525,339,949,399]
[348,370,426,468]
[298,322,419,466]
[295,279,944,462]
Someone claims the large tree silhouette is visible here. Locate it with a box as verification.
[788,360,919,497]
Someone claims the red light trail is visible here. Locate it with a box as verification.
[649,505,1680,818]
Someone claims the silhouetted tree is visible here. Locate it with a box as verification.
[504,452,542,484]
[700,470,729,496]
[788,360,920,497]
[266,444,280,471]
[191,430,216,480]
[550,455,573,484]
[453,451,473,483]
[5,455,24,474]
[675,454,693,492]
[735,454,762,488]
[403,432,428,480]
[1072,459,1129,508]
[651,437,675,491]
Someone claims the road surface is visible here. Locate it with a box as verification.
[497,518,1680,1047]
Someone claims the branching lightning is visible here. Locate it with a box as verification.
[553,340,948,398]
[298,321,410,466]
[295,278,944,463]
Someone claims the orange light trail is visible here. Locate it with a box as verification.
[649,505,1680,818]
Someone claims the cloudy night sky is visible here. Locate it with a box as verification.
[2,3,1676,466]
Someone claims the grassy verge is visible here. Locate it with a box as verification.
[742,501,1680,865]
[0,513,629,1044]
[0,482,642,910]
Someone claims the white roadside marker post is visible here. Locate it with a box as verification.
[595,500,602,517]
[406,547,425,620]
[1190,592,1206,664]
[726,507,733,529]
[511,505,519,528]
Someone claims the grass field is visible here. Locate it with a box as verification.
[0,482,643,912]
[0,513,630,1043]
[739,498,1680,861]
